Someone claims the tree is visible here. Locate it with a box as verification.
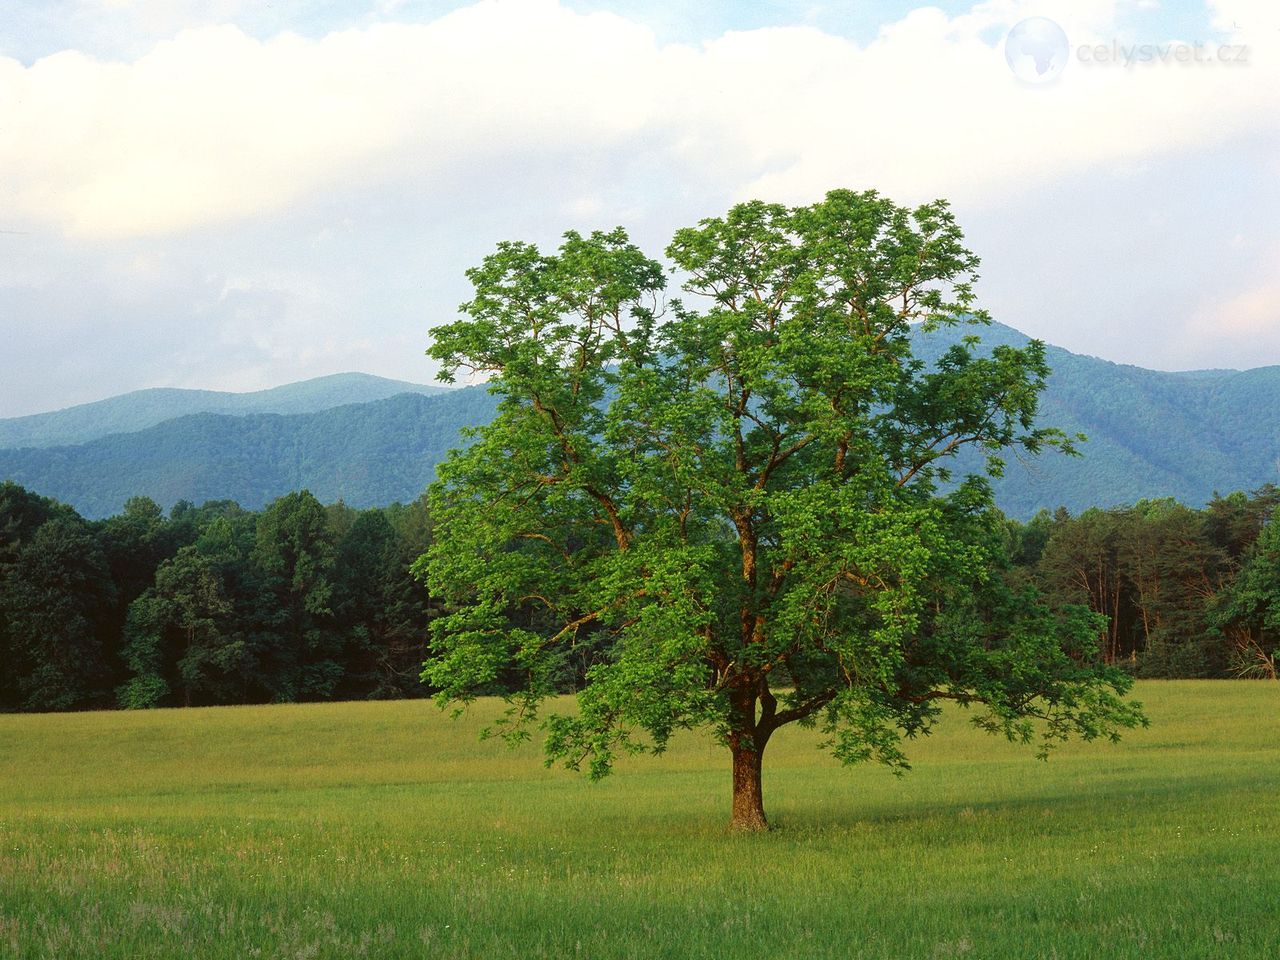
[252,491,340,701]
[96,495,194,694]
[1034,501,1238,676]
[1119,500,1225,678]
[332,509,435,699]
[417,190,1146,830]
[1205,485,1280,560]
[0,513,116,710]
[1212,505,1280,679]
[1037,509,1129,663]
[0,483,71,707]
[118,545,237,708]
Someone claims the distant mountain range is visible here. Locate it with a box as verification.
[0,372,448,449]
[910,323,1280,516]
[0,386,499,519]
[1,329,1277,519]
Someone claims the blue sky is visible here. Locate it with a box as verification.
[0,0,1229,60]
[0,0,1277,416]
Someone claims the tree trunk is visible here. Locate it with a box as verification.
[730,741,768,831]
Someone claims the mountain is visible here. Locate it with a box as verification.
[1,326,1278,519]
[910,322,1280,517]
[0,389,499,519]
[0,373,449,449]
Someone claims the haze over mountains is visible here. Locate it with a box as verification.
[2,327,1277,519]
[911,323,1280,516]
[0,373,448,449]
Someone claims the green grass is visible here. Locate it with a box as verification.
[1,681,1277,959]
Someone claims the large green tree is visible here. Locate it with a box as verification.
[418,189,1145,830]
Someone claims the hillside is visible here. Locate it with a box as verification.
[0,372,448,449]
[0,388,498,518]
[2,324,1279,518]
[911,322,1280,516]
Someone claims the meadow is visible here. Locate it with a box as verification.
[0,681,1277,959]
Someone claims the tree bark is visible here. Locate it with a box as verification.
[730,740,769,831]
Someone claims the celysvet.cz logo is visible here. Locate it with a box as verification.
[1004,16,1250,84]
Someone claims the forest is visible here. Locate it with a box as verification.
[0,479,1277,713]
[0,482,436,712]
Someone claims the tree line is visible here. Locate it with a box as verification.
[0,482,436,712]
[1003,486,1280,679]
[1,479,1277,713]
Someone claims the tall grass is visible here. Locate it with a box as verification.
[1,681,1277,958]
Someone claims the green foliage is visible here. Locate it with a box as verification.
[1018,491,1279,678]
[117,593,173,708]
[4,450,1274,723]
[0,510,116,710]
[0,482,441,712]
[246,491,338,701]
[118,544,243,708]
[116,673,170,711]
[1212,504,1280,678]
[1204,486,1280,557]
[332,508,438,699]
[419,190,1145,827]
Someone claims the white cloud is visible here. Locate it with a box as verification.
[1,0,1275,240]
[718,0,1277,207]
[0,0,1278,416]
[0,2,671,238]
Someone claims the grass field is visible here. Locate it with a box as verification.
[0,681,1277,959]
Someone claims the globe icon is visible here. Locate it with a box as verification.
[1004,17,1070,83]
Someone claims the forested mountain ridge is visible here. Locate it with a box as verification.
[0,388,499,519]
[910,322,1280,516]
[2,324,1279,519]
[0,372,449,449]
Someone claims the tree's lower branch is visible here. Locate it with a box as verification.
[765,689,837,731]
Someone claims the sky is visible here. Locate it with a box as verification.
[0,0,1277,417]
